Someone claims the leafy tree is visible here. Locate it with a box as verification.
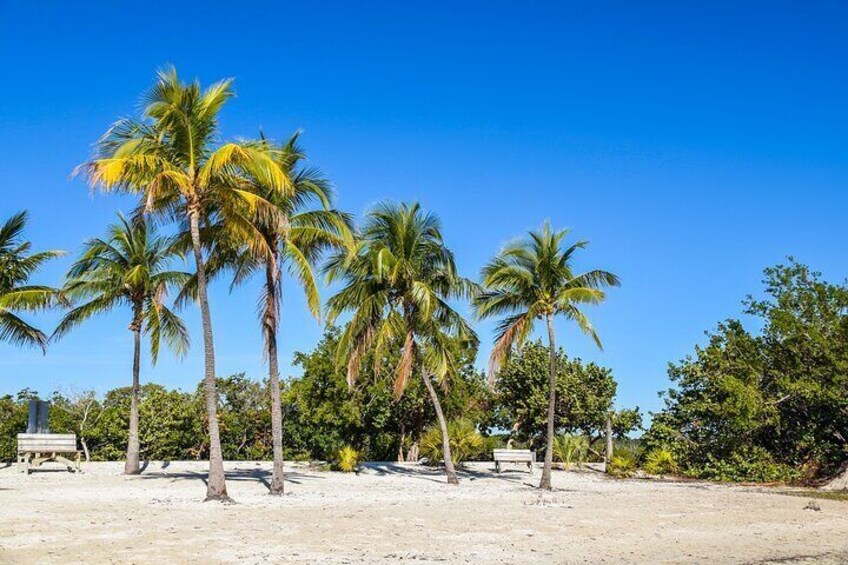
[326,202,478,484]
[0,390,34,461]
[93,384,203,461]
[80,67,290,501]
[476,222,619,489]
[644,260,848,482]
[53,215,189,474]
[213,374,271,460]
[493,340,634,449]
[0,211,63,350]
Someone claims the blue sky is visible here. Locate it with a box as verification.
[1,2,846,418]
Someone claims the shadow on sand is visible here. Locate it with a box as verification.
[136,462,325,490]
[363,462,538,487]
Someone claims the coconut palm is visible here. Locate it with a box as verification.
[475,222,619,490]
[326,202,477,485]
[53,214,189,474]
[204,132,352,494]
[0,211,63,350]
[78,66,291,500]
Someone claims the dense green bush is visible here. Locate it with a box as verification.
[645,261,848,483]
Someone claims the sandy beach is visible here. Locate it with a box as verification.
[0,461,845,564]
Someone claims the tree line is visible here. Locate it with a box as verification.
[0,330,638,466]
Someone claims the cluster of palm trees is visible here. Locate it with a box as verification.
[2,67,619,498]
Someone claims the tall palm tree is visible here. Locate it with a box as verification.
[79,67,291,500]
[0,211,63,350]
[53,214,190,474]
[206,132,352,494]
[475,222,619,490]
[326,202,477,485]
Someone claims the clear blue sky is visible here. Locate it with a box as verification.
[1,2,846,418]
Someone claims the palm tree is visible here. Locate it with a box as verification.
[79,67,291,500]
[207,132,352,494]
[475,222,619,490]
[326,202,477,484]
[53,214,190,474]
[0,211,63,350]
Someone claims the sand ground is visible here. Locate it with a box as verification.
[0,460,845,564]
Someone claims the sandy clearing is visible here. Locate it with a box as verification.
[0,461,845,564]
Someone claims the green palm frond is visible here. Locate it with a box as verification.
[54,214,189,363]
[0,211,63,350]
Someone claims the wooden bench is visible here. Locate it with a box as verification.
[493,449,536,474]
[17,434,82,474]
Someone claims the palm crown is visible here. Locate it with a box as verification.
[80,66,291,240]
[54,214,189,362]
[475,221,620,379]
[0,211,64,351]
[206,132,353,320]
[326,201,477,396]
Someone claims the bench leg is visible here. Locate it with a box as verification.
[528,461,534,475]
[495,461,501,474]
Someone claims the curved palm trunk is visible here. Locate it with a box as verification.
[421,369,459,485]
[539,313,557,490]
[264,263,285,495]
[124,324,141,475]
[188,207,229,501]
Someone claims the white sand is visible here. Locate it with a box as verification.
[0,460,845,564]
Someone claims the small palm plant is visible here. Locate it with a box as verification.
[53,214,189,474]
[326,202,478,485]
[553,434,590,468]
[420,419,485,466]
[0,211,63,350]
[475,221,619,489]
[334,445,362,473]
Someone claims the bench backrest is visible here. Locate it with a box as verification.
[17,433,77,453]
[493,449,534,461]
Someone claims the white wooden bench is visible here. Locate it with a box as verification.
[17,434,82,474]
[493,449,536,474]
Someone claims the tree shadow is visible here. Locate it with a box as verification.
[137,466,323,490]
[361,462,535,486]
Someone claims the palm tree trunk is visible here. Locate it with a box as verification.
[124,323,142,475]
[264,263,285,495]
[539,313,557,490]
[188,206,229,502]
[421,369,459,485]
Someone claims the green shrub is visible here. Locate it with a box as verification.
[334,445,361,472]
[607,446,638,477]
[698,447,798,483]
[420,419,484,466]
[642,448,678,476]
[553,434,589,467]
